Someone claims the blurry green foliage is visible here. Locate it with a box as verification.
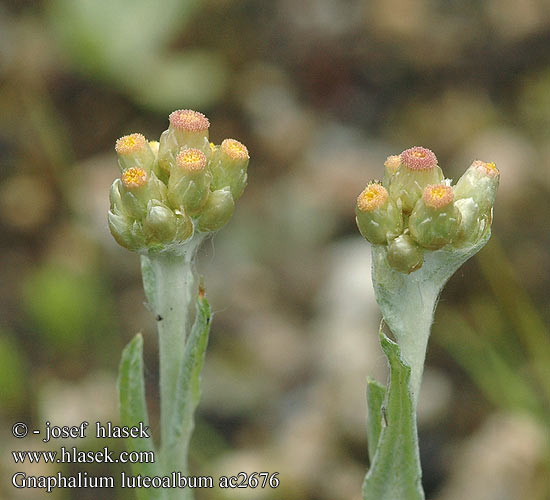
[45,0,228,110]
[518,69,550,140]
[0,331,27,413]
[435,239,550,424]
[21,263,115,354]
[437,308,544,418]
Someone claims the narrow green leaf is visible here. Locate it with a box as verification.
[363,331,424,500]
[164,294,212,470]
[366,378,385,463]
[118,334,166,500]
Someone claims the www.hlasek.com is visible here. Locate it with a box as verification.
[13,446,154,464]
[11,420,280,493]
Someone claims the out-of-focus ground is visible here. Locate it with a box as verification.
[1,1,549,499]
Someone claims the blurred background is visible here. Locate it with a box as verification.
[1,0,549,499]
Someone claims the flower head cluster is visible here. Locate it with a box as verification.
[356,147,499,273]
[108,110,249,253]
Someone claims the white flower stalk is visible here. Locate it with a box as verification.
[109,110,250,500]
[357,147,499,500]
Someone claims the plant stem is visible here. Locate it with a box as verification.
[141,236,205,484]
[371,246,437,407]
[371,234,489,407]
[373,264,438,408]
[364,234,491,500]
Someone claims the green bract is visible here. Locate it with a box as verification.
[108,110,249,254]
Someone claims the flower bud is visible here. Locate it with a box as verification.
[383,154,401,188]
[210,139,249,200]
[175,211,194,242]
[453,160,499,212]
[389,146,444,213]
[356,183,403,244]
[453,197,491,247]
[108,210,145,251]
[109,112,250,252]
[197,188,235,232]
[109,179,127,216]
[158,110,210,175]
[409,184,461,249]
[119,168,167,219]
[386,234,424,274]
[115,133,155,173]
[167,148,212,215]
[143,200,177,245]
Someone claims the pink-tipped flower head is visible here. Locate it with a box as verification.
[357,183,389,212]
[423,184,454,209]
[169,110,210,133]
[471,160,499,178]
[400,146,438,171]
[221,139,249,161]
[121,167,148,190]
[176,148,207,172]
[115,133,147,155]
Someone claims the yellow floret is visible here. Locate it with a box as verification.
[357,183,388,212]
[121,167,148,189]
